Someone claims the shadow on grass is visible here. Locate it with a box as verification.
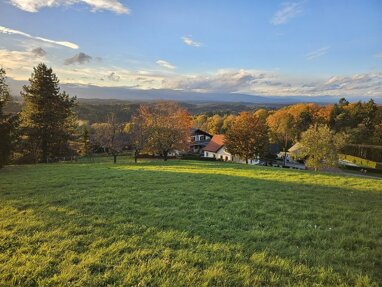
[0,161,381,286]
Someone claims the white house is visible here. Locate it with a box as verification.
[190,129,212,154]
[202,134,259,164]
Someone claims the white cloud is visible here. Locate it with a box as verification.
[156,60,176,70]
[182,36,202,47]
[375,53,382,60]
[0,25,79,49]
[271,2,304,25]
[305,46,330,60]
[0,49,48,80]
[1,46,381,98]
[164,69,382,97]
[165,69,268,93]
[9,0,129,14]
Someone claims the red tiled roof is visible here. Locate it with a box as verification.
[202,134,225,152]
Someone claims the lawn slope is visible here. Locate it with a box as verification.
[0,159,381,286]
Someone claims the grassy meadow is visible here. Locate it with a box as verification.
[0,159,381,286]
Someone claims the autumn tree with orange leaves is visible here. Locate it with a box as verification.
[141,102,191,161]
[225,112,269,164]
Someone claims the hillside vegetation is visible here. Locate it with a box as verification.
[0,159,381,286]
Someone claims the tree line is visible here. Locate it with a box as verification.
[194,100,382,162]
[0,64,193,166]
[1,63,381,171]
[89,102,191,163]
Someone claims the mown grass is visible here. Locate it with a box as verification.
[0,158,381,286]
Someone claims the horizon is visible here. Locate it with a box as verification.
[1,0,382,100]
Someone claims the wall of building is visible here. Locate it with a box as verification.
[204,147,259,165]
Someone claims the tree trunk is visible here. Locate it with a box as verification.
[245,157,248,164]
[163,152,168,161]
[113,154,117,164]
[134,150,139,163]
[283,133,288,167]
[42,139,48,164]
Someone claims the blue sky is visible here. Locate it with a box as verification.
[0,0,381,97]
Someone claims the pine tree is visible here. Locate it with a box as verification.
[20,63,77,163]
[0,68,16,168]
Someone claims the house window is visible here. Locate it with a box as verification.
[206,152,209,157]
[200,135,205,141]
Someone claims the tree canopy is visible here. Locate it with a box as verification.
[300,125,347,171]
[141,102,191,161]
[225,112,269,164]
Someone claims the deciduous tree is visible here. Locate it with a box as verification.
[91,113,126,163]
[225,112,269,164]
[300,125,347,171]
[143,102,191,161]
[126,106,150,163]
[267,110,296,166]
[206,114,223,134]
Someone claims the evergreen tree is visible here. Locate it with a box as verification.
[20,63,77,163]
[0,68,17,168]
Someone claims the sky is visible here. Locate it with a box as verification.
[0,0,381,98]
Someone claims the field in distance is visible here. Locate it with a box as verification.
[0,159,381,286]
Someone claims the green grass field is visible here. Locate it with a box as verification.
[0,159,381,286]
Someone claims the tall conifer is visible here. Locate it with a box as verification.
[0,68,16,168]
[20,63,77,162]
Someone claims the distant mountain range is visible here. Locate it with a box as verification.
[8,79,382,104]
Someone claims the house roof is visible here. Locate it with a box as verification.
[288,142,302,153]
[190,128,212,137]
[202,134,225,152]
